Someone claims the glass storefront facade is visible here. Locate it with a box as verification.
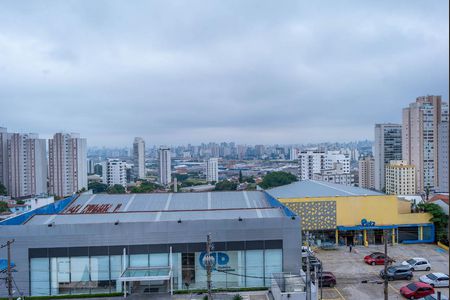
[29,242,283,296]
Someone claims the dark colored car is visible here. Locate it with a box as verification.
[400,282,434,299]
[364,252,394,266]
[318,271,336,287]
[380,265,413,281]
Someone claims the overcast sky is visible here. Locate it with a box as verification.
[0,1,448,147]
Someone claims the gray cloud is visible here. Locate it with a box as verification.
[0,0,448,146]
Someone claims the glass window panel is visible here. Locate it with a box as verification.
[90,256,110,294]
[150,253,168,267]
[264,249,282,287]
[50,257,70,295]
[110,255,123,292]
[130,254,148,267]
[31,258,50,296]
[70,257,90,294]
[245,250,264,287]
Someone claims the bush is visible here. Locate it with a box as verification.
[233,294,243,300]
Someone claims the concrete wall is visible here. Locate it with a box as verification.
[0,216,301,297]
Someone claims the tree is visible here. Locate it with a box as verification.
[88,182,108,194]
[0,183,7,196]
[239,170,243,183]
[259,171,298,189]
[214,180,238,191]
[129,181,161,193]
[106,184,126,194]
[418,202,448,241]
[0,201,9,213]
[16,200,25,205]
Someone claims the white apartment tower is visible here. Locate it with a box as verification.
[0,127,8,189]
[358,156,375,189]
[106,159,127,187]
[402,96,449,192]
[7,133,47,198]
[438,121,449,192]
[206,158,219,182]
[132,137,145,180]
[385,160,416,195]
[49,133,87,197]
[158,147,171,186]
[374,124,402,192]
[298,150,326,180]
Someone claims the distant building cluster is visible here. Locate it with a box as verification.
[358,95,449,195]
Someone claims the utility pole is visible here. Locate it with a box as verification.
[305,231,311,300]
[383,230,388,300]
[204,234,214,300]
[1,239,15,300]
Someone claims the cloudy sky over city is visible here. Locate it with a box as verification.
[0,1,448,147]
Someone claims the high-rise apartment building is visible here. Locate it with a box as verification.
[385,160,416,195]
[106,159,127,187]
[289,148,300,161]
[0,127,8,189]
[298,150,326,180]
[48,133,87,197]
[358,156,375,189]
[402,95,448,192]
[206,157,219,182]
[7,133,47,198]
[158,147,171,186]
[374,124,402,192]
[438,122,449,192]
[132,137,145,180]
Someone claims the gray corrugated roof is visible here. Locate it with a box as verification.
[25,208,284,225]
[24,191,285,225]
[266,180,384,198]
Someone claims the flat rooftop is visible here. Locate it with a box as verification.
[23,191,290,225]
[266,180,384,198]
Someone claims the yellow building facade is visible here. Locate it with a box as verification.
[268,181,434,246]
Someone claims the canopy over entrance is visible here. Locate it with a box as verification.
[118,266,173,297]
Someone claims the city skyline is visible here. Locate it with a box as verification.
[0,1,448,146]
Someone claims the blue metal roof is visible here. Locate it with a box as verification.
[0,259,15,272]
[0,195,76,225]
[266,180,384,198]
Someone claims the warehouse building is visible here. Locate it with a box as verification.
[0,191,300,297]
[267,180,434,246]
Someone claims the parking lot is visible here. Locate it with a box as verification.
[314,244,449,300]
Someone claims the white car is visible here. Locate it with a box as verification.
[418,293,449,300]
[401,257,431,271]
[419,272,449,287]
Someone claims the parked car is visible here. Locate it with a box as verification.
[401,258,431,271]
[400,282,434,299]
[364,252,393,266]
[380,265,413,281]
[419,273,449,287]
[418,293,449,300]
[318,271,336,287]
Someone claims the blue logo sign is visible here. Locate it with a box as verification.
[199,252,229,269]
[361,219,376,227]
